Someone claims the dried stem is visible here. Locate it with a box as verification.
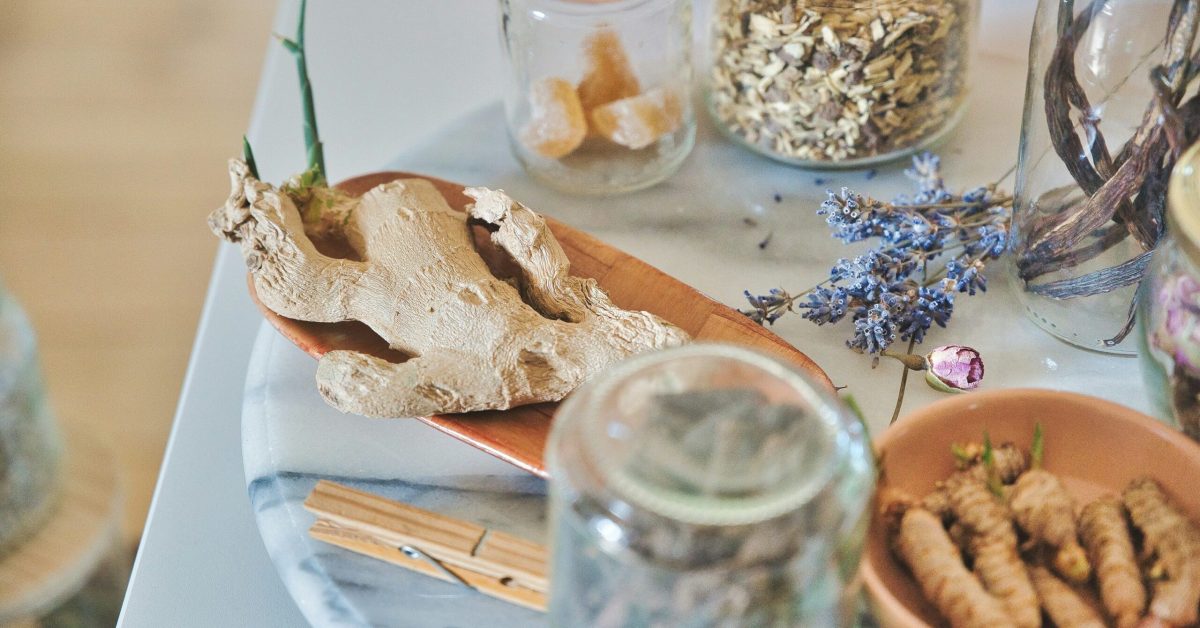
[889,337,918,425]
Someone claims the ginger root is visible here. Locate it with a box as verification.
[209,160,689,417]
[887,498,1016,628]
[1028,565,1105,628]
[944,474,1041,628]
[1010,469,1091,583]
[1123,478,1200,627]
[1079,497,1146,628]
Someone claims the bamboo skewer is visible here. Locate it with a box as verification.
[303,480,548,612]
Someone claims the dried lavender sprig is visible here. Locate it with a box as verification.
[741,153,1012,360]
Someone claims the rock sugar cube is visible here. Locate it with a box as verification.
[520,77,587,159]
[589,87,683,150]
[577,29,640,111]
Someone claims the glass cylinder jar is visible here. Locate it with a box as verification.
[707,0,975,168]
[499,0,695,195]
[545,344,874,627]
[0,277,62,554]
[1139,143,1200,442]
[1010,0,1187,354]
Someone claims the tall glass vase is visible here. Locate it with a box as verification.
[1009,0,1199,354]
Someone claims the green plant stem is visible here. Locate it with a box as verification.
[888,337,918,425]
[279,0,325,182]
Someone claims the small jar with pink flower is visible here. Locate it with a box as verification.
[1139,143,1200,443]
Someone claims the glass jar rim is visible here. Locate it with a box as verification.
[511,0,673,20]
[553,343,852,527]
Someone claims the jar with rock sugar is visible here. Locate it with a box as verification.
[708,0,975,167]
[500,0,695,195]
[545,344,874,626]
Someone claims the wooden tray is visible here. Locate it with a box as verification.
[247,171,831,478]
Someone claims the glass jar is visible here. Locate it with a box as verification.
[0,278,62,554]
[707,0,974,168]
[1139,143,1200,442]
[499,0,695,195]
[545,344,874,627]
[1010,0,1185,354]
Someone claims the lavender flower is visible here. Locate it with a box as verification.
[741,152,1012,359]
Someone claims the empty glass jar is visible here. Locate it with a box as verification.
[546,344,874,626]
[500,0,695,195]
[707,0,975,167]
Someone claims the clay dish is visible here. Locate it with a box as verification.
[861,388,1200,627]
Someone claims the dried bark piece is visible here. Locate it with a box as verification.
[577,28,640,112]
[520,77,587,158]
[589,87,682,150]
[209,160,689,418]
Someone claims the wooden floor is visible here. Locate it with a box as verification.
[0,1,276,545]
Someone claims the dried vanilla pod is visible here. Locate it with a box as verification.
[709,0,970,163]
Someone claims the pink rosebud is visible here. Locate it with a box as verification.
[924,345,984,393]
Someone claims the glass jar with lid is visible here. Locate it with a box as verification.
[707,0,975,167]
[545,344,874,626]
[499,0,696,195]
[1139,143,1200,442]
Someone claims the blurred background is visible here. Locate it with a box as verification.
[0,0,274,549]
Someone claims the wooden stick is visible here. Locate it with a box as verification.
[304,480,548,612]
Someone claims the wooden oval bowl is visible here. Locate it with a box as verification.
[861,388,1200,627]
[246,171,831,478]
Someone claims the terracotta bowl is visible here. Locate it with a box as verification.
[860,388,1200,627]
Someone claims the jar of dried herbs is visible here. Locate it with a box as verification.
[545,344,874,626]
[707,0,975,167]
[0,277,62,554]
[1139,143,1200,443]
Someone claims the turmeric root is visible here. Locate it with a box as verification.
[1027,565,1106,628]
[946,475,1041,628]
[1009,469,1091,583]
[1123,478,1200,627]
[209,161,689,417]
[924,442,1029,519]
[1079,497,1146,628]
[891,502,1016,628]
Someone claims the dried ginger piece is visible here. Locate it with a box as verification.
[210,161,689,418]
[589,87,683,150]
[520,77,587,158]
[1123,477,1200,627]
[1028,565,1106,628]
[1079,497,1145,628]
[945,475,1041,628]
[888,501,1015,628]
[577,28,640,112]
[1009,469,1091,583]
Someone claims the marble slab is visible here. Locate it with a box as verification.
[242,52,1153,627]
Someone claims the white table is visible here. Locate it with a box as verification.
[118,1,1094,625]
